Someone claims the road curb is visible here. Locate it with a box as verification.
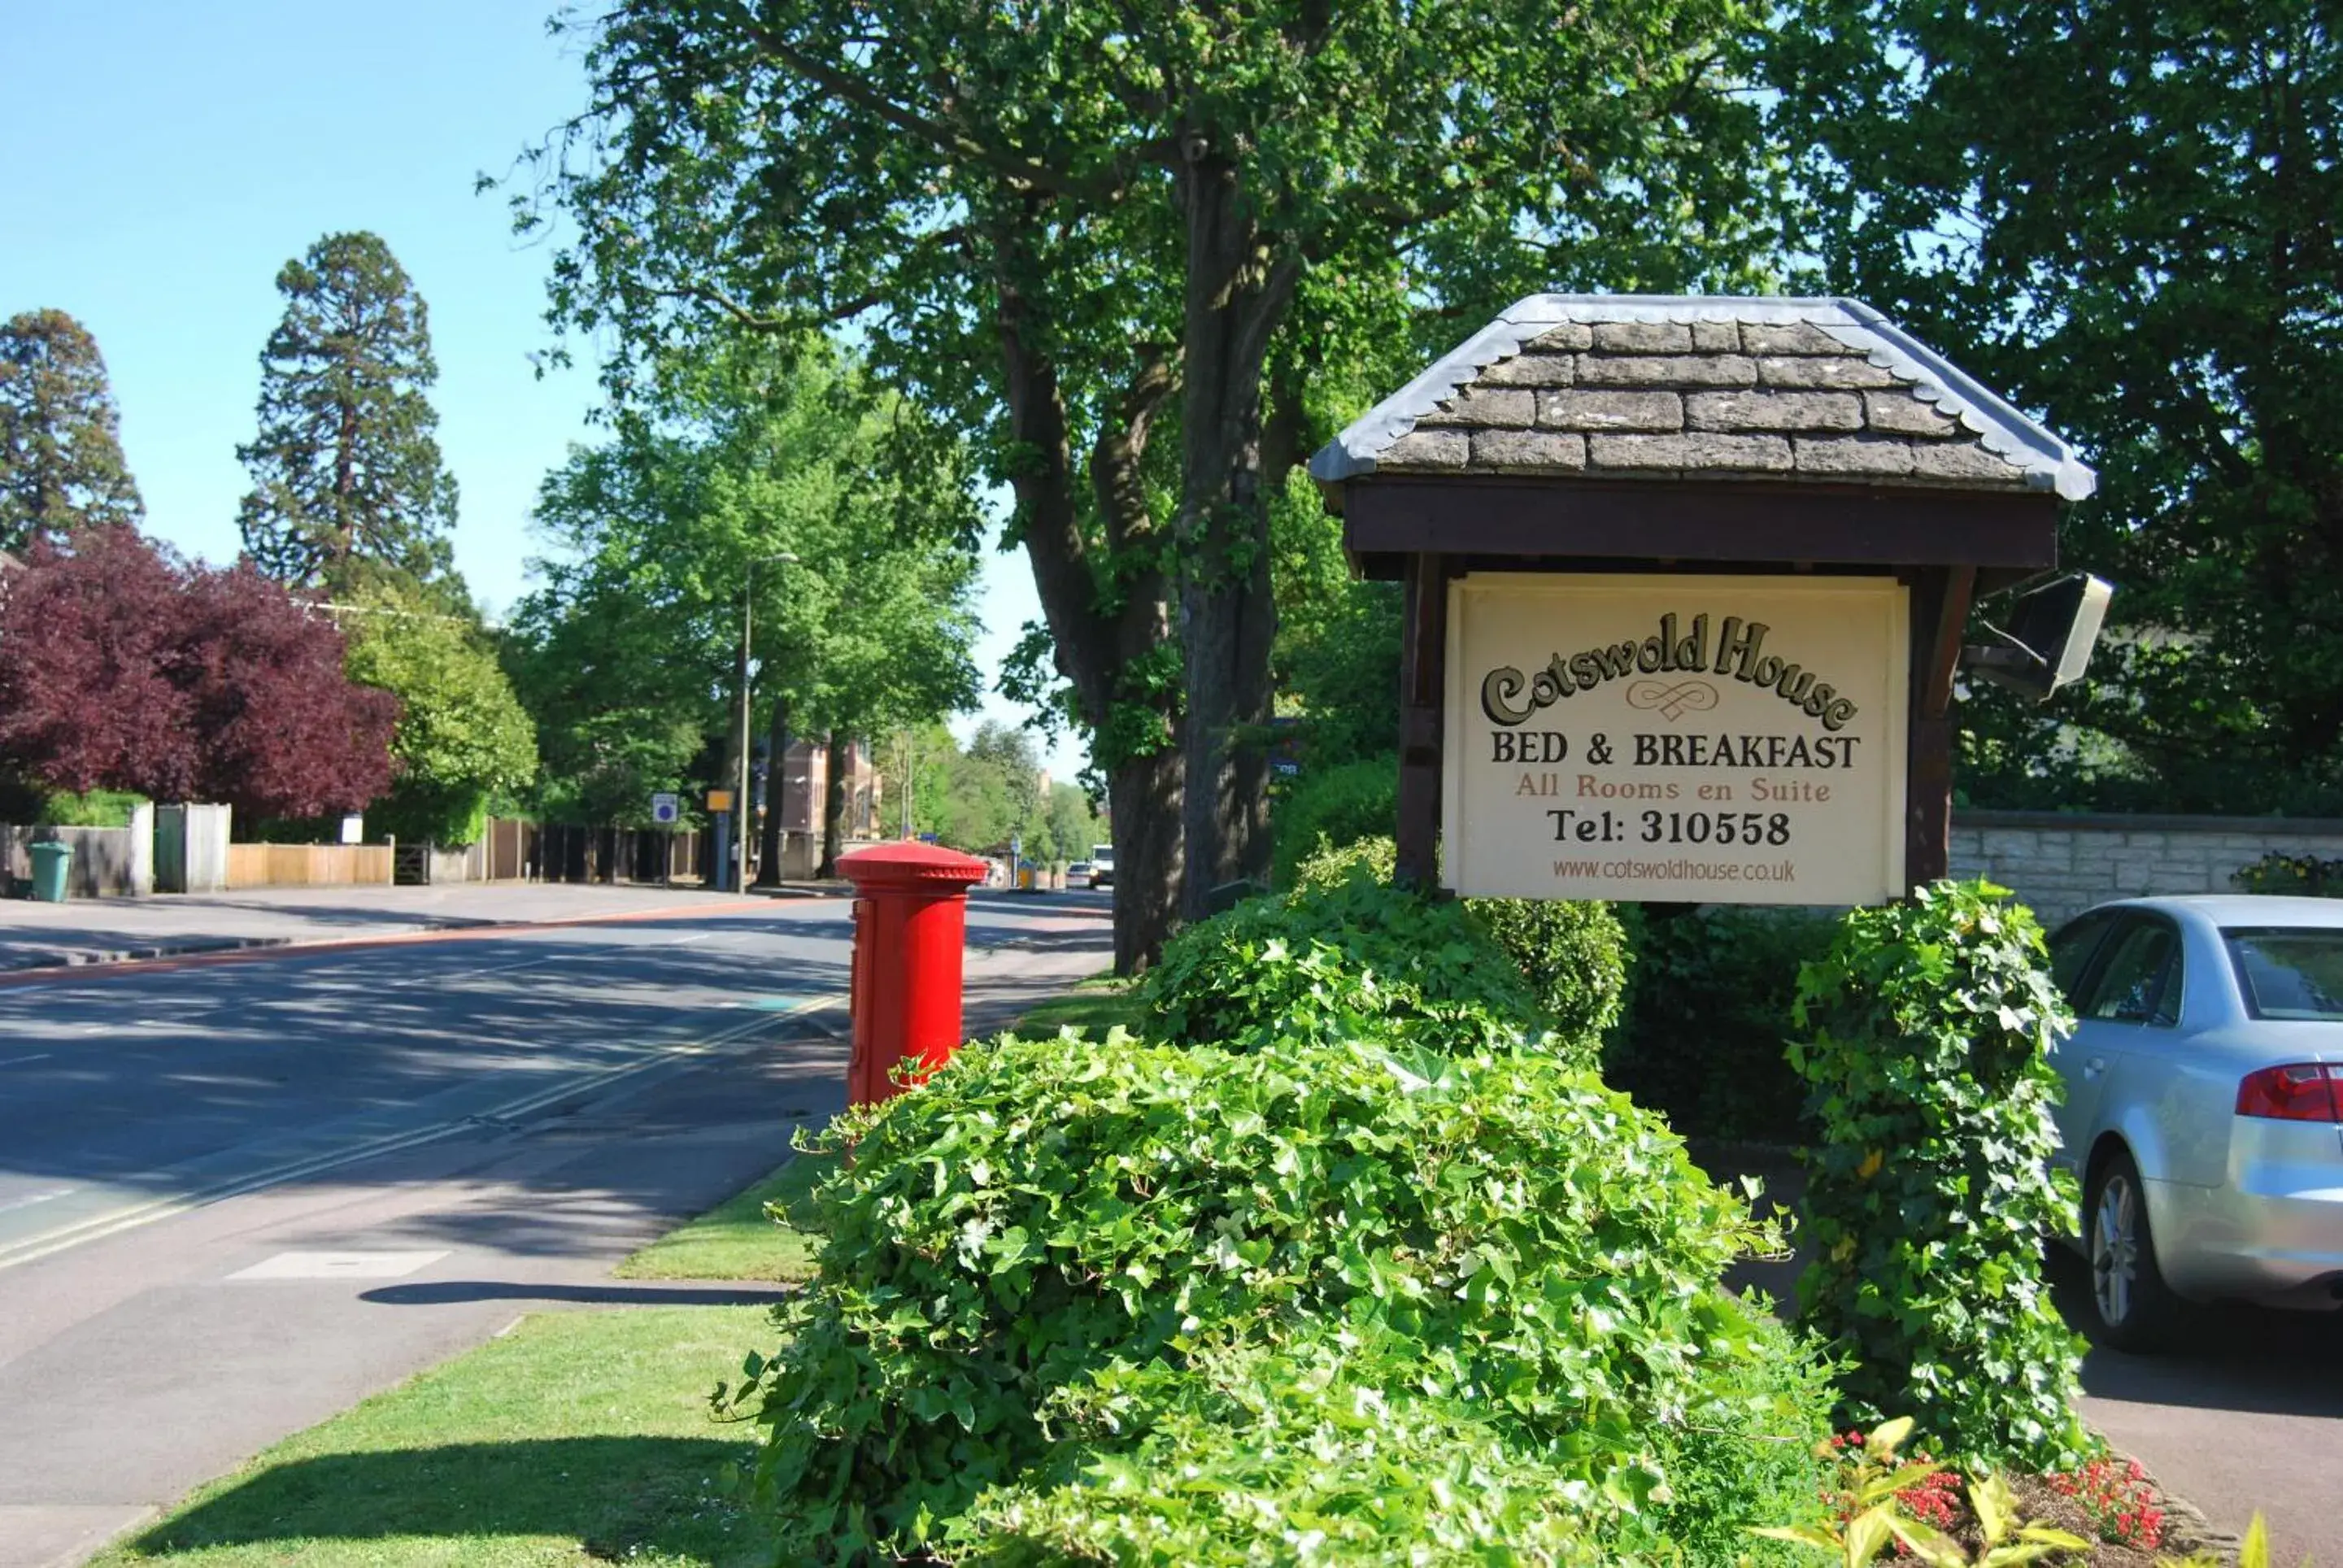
[2093,1434,2233,1562]
[0,934,300,973]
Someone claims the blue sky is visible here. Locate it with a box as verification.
[0,1,1078,775]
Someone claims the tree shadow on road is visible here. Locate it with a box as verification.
[126,1436,772,1564]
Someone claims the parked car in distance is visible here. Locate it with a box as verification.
[2044,895,2343,1349]
[1065,860,1095,888]
[1090,844,1115,890]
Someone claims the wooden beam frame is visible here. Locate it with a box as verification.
[1905,564,1978,888]
[1395,551,1447,889]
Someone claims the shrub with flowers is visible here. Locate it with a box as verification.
[1823,1427,1962,1543]
[2051,1454,2167,1551]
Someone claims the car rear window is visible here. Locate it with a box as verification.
[2223,927,2343,1020]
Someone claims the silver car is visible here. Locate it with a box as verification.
[2045,896,2343,1350]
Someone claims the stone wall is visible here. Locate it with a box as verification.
[1949,810,2343,928]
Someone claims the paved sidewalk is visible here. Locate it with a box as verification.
[0,883,769,974]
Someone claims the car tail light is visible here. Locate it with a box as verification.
[2235,1064,2343,1122]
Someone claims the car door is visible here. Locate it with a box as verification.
[2066,913,2186,1169]
[2045,909,2123,1179]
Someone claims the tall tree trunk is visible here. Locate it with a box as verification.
[333,395,360,582]
[993,224,1184,971]
[1108,747,1183,974]
[818,731,848,878]
[755,694,790,886]
[1174,153,1300,919]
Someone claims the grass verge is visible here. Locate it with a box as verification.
[616,1152,833,1284]
[1007,972,1143,1036]
[96,1306,776,1567]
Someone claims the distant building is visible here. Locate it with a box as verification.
[770,738,884,840]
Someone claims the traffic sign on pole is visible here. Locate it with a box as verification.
[651,792,680,825]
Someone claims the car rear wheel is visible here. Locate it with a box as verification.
[2087,1149,2184,1351]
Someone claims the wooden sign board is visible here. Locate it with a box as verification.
[1442,574,1909,905]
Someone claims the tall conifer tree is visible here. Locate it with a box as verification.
[0,309,145,551]
[237,231,459,593]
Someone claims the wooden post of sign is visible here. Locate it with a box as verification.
[1396,551,1448,890]
[1905,564,1978,889]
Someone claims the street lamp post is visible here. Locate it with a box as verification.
[738,551,799,891]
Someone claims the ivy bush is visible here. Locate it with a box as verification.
[1142,865,1569,1061]
[1268,754,1398,889]
[1788,879,2089,1470]
[730,1028,1831,1562]
[1294,834,1632,1047]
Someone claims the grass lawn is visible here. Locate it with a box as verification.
[616,1152,832,1285]
[95,1306,778,1567]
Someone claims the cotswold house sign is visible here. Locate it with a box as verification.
[1452,576,1907,904]
[1307,296,2097,904]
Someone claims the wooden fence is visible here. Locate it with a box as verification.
[224,843,393,889]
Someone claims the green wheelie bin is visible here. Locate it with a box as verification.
[28,840,73,902]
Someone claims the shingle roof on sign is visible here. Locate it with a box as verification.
[1309,295,2097,503]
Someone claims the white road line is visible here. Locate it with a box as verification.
[0,993,843,1274]
[0,1187,76,1216]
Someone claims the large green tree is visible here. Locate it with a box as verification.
[342,586,538,845]
[237,231,460,595]
[512,333,981,847]
[0,309,144,551]
[524,0,1780,967]
[1766,0,2343,812]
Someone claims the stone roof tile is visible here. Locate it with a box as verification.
[1685,390,1862,433]
[1469,430,1586,473]
[1311,294,2096,501]
[1592,320,1692,353]
[1576,354,1758,389]
[1589,432,1793,474]
[1536,389,1683,431]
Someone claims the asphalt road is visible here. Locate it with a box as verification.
[0,890,1113,1567]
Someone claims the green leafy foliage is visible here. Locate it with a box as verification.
[1788,882,2089,1470]
[532,0,1790,961]
[1269,755,1399,890]
[1294,834,1632,1048]
[510,331,981,830]
[1474,895,1632,1048]
[35,788,147,829]
[342,586,536,846]
[1610,905,1841,1143]
[732,1028,1830,1563]
[1766,0,2343,815]
[1141,869,1566,1061]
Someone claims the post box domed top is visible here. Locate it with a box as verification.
[1309,294,2096,503]
[839,840,991,891]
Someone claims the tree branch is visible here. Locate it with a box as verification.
[1092,345,1182,558]
[752,28,1127,203]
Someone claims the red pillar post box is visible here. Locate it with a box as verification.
[841,843,991,1106]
